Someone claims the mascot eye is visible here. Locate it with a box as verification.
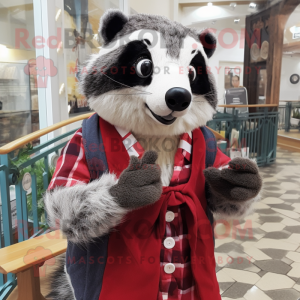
[135,58,153,78]
[188,66,196,81]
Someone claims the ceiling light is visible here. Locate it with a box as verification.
[0,44,8,56]
[207,2,213,6]
[229,3,237,10]
[249,3,257,8]
[234,19,240,24]
[290,26,300,34]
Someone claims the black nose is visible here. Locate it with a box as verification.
[165,88,192,112]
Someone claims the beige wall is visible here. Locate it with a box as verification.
[129,0,174,20]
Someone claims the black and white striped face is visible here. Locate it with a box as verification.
[80,10,217,136]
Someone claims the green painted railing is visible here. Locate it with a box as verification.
[280,101,300,132]
[207,106,279,166]
[0,113,93,299]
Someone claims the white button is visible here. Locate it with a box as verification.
[166,211,175,222]
[164,237,175,249]
[164,263,175,274]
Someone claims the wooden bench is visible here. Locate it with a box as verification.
[0,231,67,300]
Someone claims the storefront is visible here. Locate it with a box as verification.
[0,1,38,147]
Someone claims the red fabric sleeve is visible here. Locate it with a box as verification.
[213,148,231,169]
[48,128,90,190]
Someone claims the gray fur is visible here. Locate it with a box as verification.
[80,10,218,107]
[208,194,260,219]
[44,173,128,244]
[99,9,129,44]
[207,72,218,110]
[79,45,126,98]
[46,254,75,300]
[110,151,163,209]
[99,9,213,59]
[116,13,191,59]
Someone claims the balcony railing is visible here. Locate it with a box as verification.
[278,101,300,132]
[0,113,93,299]
[207,105,279,166]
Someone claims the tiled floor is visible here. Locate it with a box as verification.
[217,148,300,300]
[7,148,300,300]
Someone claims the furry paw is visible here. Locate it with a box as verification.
[204,157,262,202]
[110,151,162,209]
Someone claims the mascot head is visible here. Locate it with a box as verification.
[80,10,217,136]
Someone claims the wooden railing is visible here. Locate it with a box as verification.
[0,113,94,155]
[218,104,278,108]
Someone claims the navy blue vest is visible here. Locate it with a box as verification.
[66,114,217,300]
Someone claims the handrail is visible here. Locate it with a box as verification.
[0,113,94,155]
[1,111,234,155]
[206,126,224,140]
[279,100,300,102]
[218,104,278,108]
[1,107,276,155]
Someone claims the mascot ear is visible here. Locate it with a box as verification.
[199,29,217,58]
[99,9,129,44]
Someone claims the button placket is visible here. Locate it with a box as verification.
[163,208,179,274]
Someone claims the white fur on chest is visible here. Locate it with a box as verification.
[135,134,180,186]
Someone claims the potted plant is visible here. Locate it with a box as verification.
[10,143,55,226]
[291,108,300,126]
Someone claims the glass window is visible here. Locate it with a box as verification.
[64,0,120,116]
[0,0,39,147]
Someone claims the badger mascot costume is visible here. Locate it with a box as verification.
[45,9,262,300]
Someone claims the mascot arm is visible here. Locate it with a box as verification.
[44,151,162,244]
[44,172,127,244]
[204,157,262,218]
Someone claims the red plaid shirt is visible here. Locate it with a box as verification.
[159,204,195,300]
[49,128,90,189]
[49,125,230,300]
